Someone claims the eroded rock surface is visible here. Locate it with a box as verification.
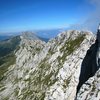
[0,30,95,100]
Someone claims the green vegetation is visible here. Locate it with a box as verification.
[0,86,6,92]
[36,48,41,52]
[91,82,96,92]
[48,48,55,55]
[2,97,9,100]
[26,34,86,99]
[0,53,16,81]
[26,57,58,100]
[59,34,85,63]
[0,34,86,99]
[0,36,21,81]
[62,76,71,89]
[0,36,21,58]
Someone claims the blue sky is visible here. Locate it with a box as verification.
[0,0,99,33]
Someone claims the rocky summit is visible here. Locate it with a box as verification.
[0,29,100,100]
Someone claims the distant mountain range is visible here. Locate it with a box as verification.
[35,28,66,39]
[0,33,49,42]
[0,35,12,41]
[0,28,66,41]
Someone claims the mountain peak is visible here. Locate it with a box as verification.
[21,31,39,40]
[0,29,98,100]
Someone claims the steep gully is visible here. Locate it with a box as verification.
[77,25,100,94]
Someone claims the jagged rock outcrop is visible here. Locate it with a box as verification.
[76,68,100,100]
[76,25,100,99]
[77,40,98,93]
[77,25,100,91]
[0,30,95,100]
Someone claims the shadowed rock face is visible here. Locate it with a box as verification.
[74,26,100,99]
[77,41,98,92]
[0,30,95,100]
[77,25,100,93]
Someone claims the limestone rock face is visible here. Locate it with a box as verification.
[76,68,100,100]
[77,40,98,93]
[0,30,95,100]
[76,26,100,100]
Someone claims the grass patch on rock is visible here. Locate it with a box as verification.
[60,34,85,63]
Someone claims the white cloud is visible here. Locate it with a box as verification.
[68,0,100,32]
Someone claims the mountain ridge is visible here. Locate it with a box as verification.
[0,30,99,100]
